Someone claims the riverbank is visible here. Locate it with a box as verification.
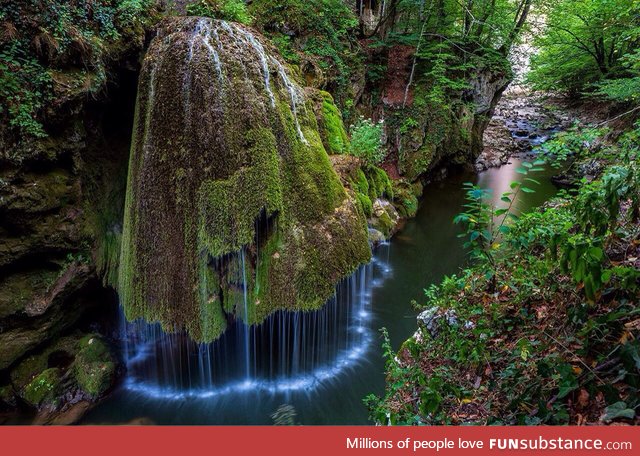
[366,113,640,425]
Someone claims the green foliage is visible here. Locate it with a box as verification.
[249,0,360,106]
[349,117,385,166]
[454,161,544,279]
[593,50,640,102]
[0,43,50,137]
[539,127,605,167]
[371,121,640,425]
[529,0,640,95]
[186,0,252,25]
[0,0,156,138]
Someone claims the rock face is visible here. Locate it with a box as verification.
[119,17,371,342]
[380,46,511,181]
[0,64,139,374]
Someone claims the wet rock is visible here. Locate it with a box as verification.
[0,262,94,370]
[369,198,400,238]
[33,400,92,425]
[9,333,117,417]
[417,306,475,338]
[477,86,577,169]
[368,228,386,245]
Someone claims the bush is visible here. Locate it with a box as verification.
[186,0,252,25]
[0,0,156,139]
[350,117,385,166]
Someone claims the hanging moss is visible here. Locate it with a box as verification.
[313,90,350,155]
[118,17,370,342]
[364,165,393,200]
[392,181,419,219]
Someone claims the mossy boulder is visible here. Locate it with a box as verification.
[392,181,420,219]
[22,368,62,408]
[9,333,117,410]
[370,199,400,238]
[119,17,370,342]
[74,336,116,398]
[312,90,350,155]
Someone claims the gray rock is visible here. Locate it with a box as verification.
[417,306,475,338]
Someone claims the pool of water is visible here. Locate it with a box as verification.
[82,157,559,425]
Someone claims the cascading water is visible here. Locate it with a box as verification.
[120,243,392,398]
[116,15,374,404]
[118,16,370,347]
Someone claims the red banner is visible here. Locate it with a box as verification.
[1,426,638,456]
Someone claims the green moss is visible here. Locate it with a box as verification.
[74,335,116,398]
[356,192,373,217]
[392,182,419,219]
[197,128,283,258]
[318,91,350,155]
[364,166,393,200]
[22,368,61,407]
[371,209,395,237]
[118,18,370,342]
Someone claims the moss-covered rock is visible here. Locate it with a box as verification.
[392,181,420,219]
[370,198,400,238]
[74,335,116,398]
[364,165,393,201]
[119,18,370,342]
[385,62,510,182]
[313,90,350,155]
[22,368,62,408]
[9,332,117,410]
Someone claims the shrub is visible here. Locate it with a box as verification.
[350,117,385,166]
[186,0,252,25]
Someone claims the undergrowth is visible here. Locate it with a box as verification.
[366,123,640,425]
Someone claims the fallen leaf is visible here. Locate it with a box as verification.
[577,389,589,408]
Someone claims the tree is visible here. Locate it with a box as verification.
[529,0,640,94]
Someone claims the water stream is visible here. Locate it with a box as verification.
[83,157,559,425]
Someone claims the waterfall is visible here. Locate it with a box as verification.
[120,243,392,398]
[119,16,370,345]
[119,16,373,398]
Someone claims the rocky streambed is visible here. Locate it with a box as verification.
[476,86,575,171]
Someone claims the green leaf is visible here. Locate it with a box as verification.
[588,247,603,260]
[603,402,636,422]
[521,187,535,193]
